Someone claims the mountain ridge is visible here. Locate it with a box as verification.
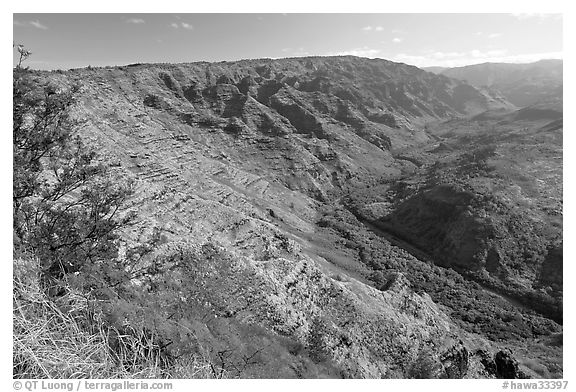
[426,59,562,108]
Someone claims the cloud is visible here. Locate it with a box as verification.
[487,33,502,39]
[391,53,430,66]
[30,20,48,30]
[392,37,403,43]
[392,49,562,68]
[470,49,507,58]
[13,20,24,26]
[511,13,562,21]
[126,18,145,24]
[326,47,381,58]
[511,13,533,20]
[362,26,384,32]
[170,22,193,30]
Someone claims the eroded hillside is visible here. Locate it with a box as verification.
[21,56,562,378]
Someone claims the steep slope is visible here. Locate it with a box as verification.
[27,56,561,378]
[437,60,563,108]
[348,116,563,322]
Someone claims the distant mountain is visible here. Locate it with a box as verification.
[435,59,562,108]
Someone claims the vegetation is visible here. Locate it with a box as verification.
[13,55,136,282]
[316,204,560,342]
[11,50,224,379]
[13,255,217,378]
[14,44,32,69]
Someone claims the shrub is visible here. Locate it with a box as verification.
[13,65,135,285]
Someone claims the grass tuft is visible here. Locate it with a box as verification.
[13,256,219,379]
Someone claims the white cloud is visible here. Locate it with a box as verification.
[30,20,48,30]
[326,47,381,58]
[476,31,502,38]
[126,18,145,24]
[490,51,562,63]
[171,22,194,30]
[13,20,24,26]
[470,49,507,58]
[511,13,532,20]
[362,26,384,32]
[511,13,562,21]
[391,50,562,68]
[392,37,403,43]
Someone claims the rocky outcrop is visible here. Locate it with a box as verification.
[440,341,469,378]
[494,350,527,379]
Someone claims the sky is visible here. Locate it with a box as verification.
[12,13,563,70]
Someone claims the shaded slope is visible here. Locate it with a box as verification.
[439,60,563,108]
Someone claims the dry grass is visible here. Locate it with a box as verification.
[13,256,219,379]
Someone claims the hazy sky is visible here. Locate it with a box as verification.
[13,13,562,70]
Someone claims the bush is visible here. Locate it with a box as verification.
[13,66,135,285]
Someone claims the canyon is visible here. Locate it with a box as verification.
[19,56,562,378]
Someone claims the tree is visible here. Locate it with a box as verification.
[13,48,135,285]
[14,44,32,69]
